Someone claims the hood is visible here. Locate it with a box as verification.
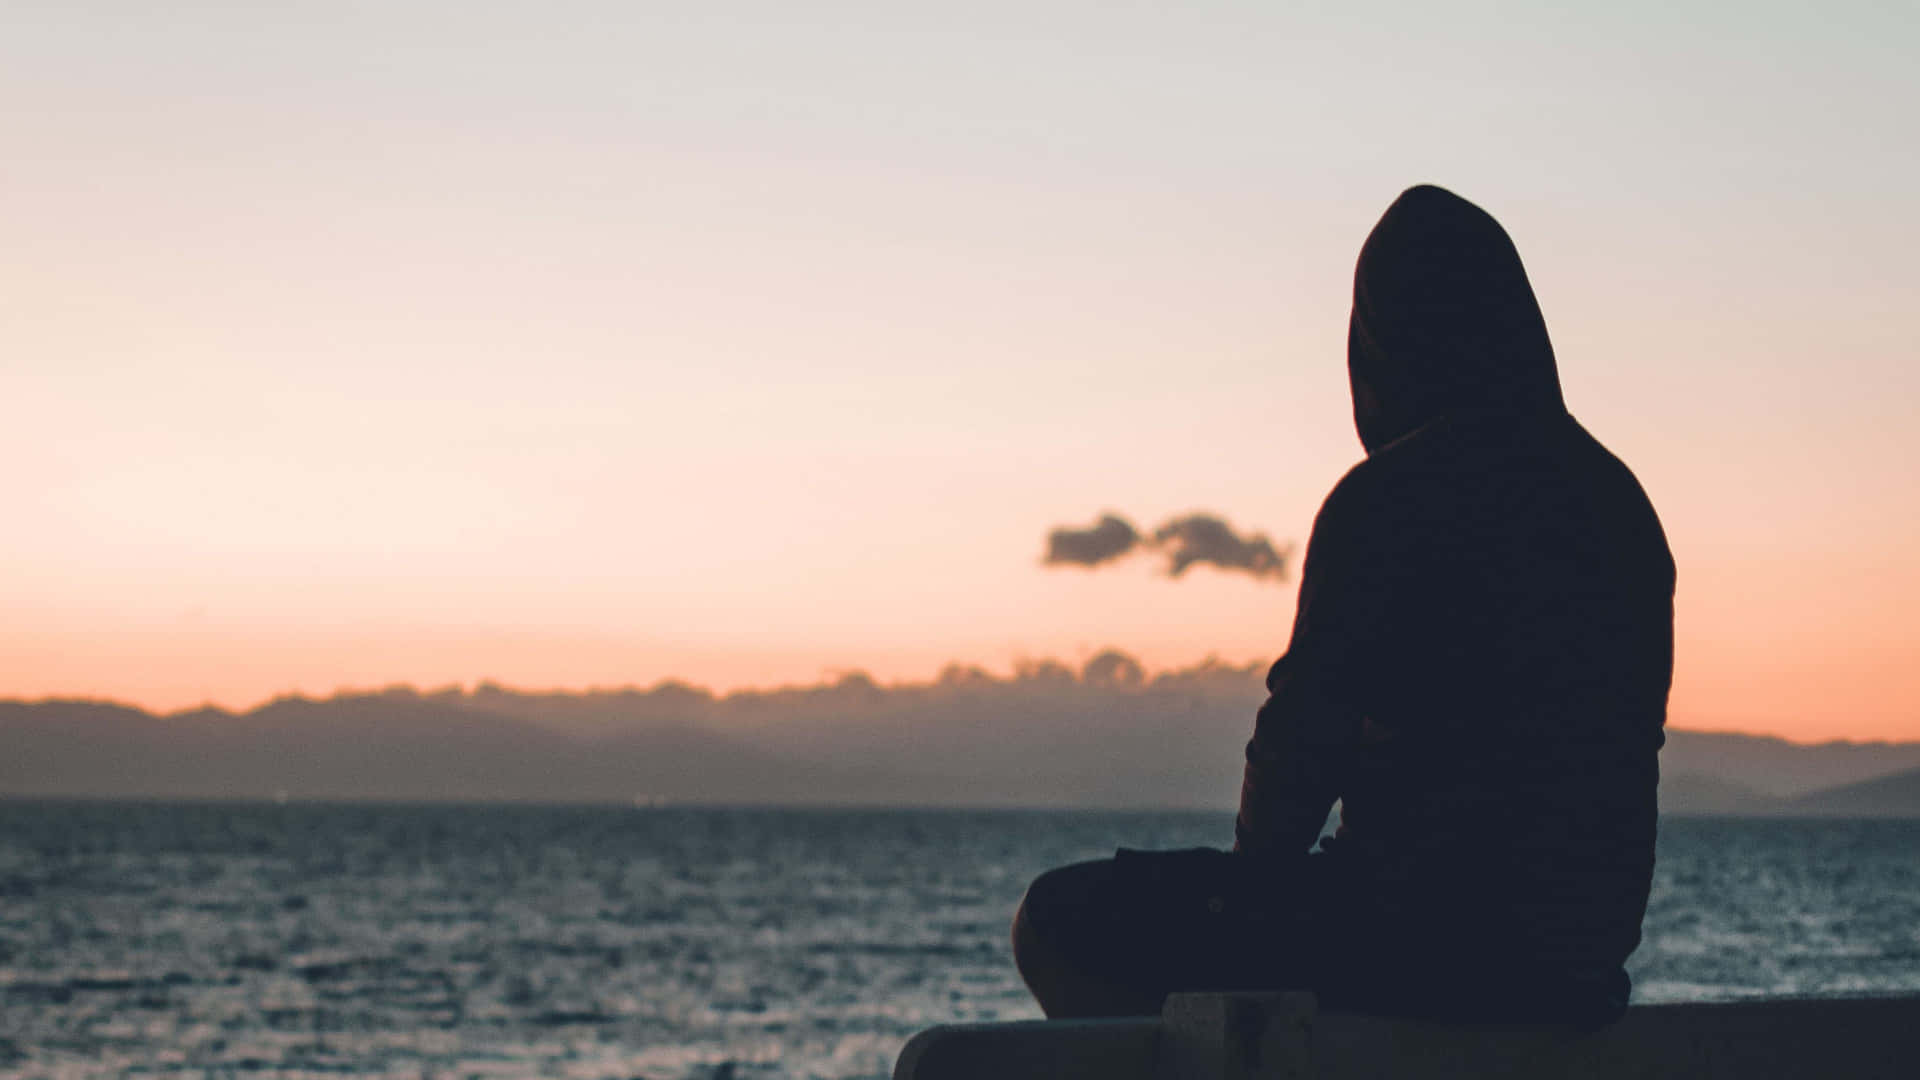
[1348,185,1565,453]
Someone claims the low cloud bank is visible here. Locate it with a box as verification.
[0,653,1268,809]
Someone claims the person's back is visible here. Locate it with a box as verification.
[1014,184,1674,1027]
[1281,412,1673,1019]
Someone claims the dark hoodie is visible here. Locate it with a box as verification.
[1236,186,1675,1022]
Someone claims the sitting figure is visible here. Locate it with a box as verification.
[1012,185,1676,1027]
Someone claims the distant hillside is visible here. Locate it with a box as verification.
[1785,766,1920,817]
[1658,771,1785,816]
[1659,761,1920,818]
[0,696,823,804]
[1662,729,1920,797]
[4,664,1918,812]
[0,657,1266,808]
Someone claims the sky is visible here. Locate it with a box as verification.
[4,2,1917,741]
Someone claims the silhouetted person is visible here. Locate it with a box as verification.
[1012,185,1675,1026]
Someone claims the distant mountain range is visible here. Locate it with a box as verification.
[1656,729,1920,816]
[4,662,1918,814]
[1656,767,1920,817]
[1776,766,1920,817]
[1660,729,1920,799]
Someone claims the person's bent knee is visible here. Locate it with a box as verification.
[1009,889,1041,982]
[1010,862,1159,1018]
[1011,885,1092,1016]
[1010,878,1067,991]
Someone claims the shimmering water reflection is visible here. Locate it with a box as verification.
[1,805,1915,1078]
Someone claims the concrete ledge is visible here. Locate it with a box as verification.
[895,993,1920,1080]
[893,1017,1159,1080]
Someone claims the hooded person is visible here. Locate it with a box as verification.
[1012,185,1675,1026]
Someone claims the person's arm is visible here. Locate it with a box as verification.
[1234,471,1393,860]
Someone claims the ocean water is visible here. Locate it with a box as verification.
[1,804,1916,1079]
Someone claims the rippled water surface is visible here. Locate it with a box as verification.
[2,804,1916,1078]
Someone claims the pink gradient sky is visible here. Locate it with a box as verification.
[5,3,1916,741]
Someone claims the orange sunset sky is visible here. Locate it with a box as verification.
[5,3,1917,741]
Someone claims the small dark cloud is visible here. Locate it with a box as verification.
[1043,513,1141,568]
[1151,514,1292,581]
[1042,511,1292,583]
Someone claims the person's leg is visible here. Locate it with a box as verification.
[1011,859,1166,1017]
[1011,850,1302,1018]
[1010,883,1162,1017]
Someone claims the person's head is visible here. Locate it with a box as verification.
[1348,185,1564,453]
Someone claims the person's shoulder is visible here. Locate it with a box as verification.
[1320,456,1380,511]
[1563,418,1665,509]
[1321,418,1448,507]
[1310,452,1400,540]
[1563,417,1676,573]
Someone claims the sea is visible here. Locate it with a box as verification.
[1,804,1916,1079]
